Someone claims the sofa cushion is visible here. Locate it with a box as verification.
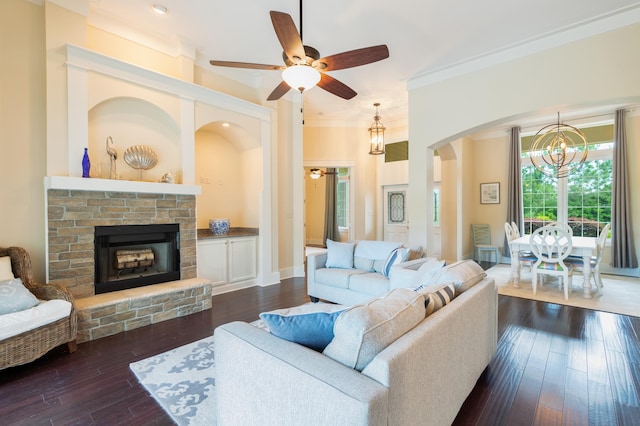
[325,240,355,269]
[416,283,456,316]
[353,256,375,272]
[348,273,390,296]
[323,288,425,371]
[354,240,402,261]
[0,256,15,281]
[0,299,72,340]
[410,257,446,287]
[260,304,346,352]
[0,278,40,315]
[432,260,486,293]
[372,259,387,274]
[315,268,367,289]
[382,247,411,277]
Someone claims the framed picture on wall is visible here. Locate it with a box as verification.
[480,182,500,204]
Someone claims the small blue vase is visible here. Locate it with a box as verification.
[82,148,91,178]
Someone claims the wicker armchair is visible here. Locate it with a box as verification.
[0,246,77,370]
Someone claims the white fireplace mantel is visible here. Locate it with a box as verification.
[45,176,201,195]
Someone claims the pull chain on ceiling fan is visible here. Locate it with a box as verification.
[209,0,389,101]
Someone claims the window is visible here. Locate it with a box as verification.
[336,168,350,229]
[521,125,613,237]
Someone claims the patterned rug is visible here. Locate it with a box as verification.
[130,335,217,425]
[129,320,269,425]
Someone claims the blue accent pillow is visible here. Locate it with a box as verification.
[259,310,345,351]
[0,278,40,315]
[382,247,410,277]
[325,239,355,269]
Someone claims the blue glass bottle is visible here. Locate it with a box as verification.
[82,148,91,178]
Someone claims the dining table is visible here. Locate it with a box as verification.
[509,234,597,299]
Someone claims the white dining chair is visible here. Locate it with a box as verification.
[504,222,536,285]
[565,223,610,290]
[530,225,574,300]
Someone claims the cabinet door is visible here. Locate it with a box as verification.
[228,237,257,283]
[197,239,228,286]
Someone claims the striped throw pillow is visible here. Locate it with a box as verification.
[415,283,456,316]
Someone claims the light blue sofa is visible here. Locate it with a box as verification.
[306,240,430,306]
[214,276,498,426]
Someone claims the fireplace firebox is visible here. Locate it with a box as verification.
[94,224,180,294]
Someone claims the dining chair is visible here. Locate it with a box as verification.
[504,222,536,284]
[471,224,500,263]
[565,223,610,290]
[529,225,574,300]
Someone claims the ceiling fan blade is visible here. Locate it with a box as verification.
[209,60,285,71]
[267,80,291,101]
[270,11,306,64]
[316,73,357,100]
[313,45,389,71]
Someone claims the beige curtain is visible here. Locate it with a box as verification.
[502,127,522,257]
[611,110,638,268]
[323,168,338,244]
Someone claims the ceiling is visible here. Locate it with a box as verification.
[81,0,640,127]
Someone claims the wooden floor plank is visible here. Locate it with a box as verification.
[538,350,567,412]
[563,368,589,426]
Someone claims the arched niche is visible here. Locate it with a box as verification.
[194,111,262,229]
[88,97,181,182]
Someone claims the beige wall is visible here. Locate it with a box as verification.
[303,125,378,241]
[0,0,47,280]
[195,130,261,229]
[409,22,640,273]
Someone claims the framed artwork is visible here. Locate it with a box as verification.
[480,182,500,204]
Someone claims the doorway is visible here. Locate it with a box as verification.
[383,185,409,244]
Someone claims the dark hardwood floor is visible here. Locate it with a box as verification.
[1,277,639,425]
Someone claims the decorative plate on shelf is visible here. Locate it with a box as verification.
[124,145,158,170]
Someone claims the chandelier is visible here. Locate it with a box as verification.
[368,103,386,155]
[530,112,588,178]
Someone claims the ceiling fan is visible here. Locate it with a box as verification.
[209,1,389,101]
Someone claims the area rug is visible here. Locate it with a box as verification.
[130,336,217,425]
[486,263,640,317]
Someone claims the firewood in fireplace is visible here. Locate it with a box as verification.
[113,248,155,270]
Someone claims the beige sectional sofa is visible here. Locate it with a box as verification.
[215,271,498,426]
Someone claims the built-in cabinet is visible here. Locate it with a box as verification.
[197,236,257,293]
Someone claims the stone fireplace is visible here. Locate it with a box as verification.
[46,179,198,299]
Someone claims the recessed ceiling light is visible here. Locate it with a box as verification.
[222,122,230,127]
[152,4,168,15]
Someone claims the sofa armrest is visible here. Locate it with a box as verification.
[306,252,327,298]
[307,251,327,271]
[29,283,75,304]
[388,257,431,289]
[215,321,388,426]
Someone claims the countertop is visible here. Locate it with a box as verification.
[197,227,259,240]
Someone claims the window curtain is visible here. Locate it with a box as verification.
[323,168,339,245]
[502,126,523,257]
[611,110,638,268]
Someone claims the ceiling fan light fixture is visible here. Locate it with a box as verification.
[309,168,323,179]
[282,65,321,93]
